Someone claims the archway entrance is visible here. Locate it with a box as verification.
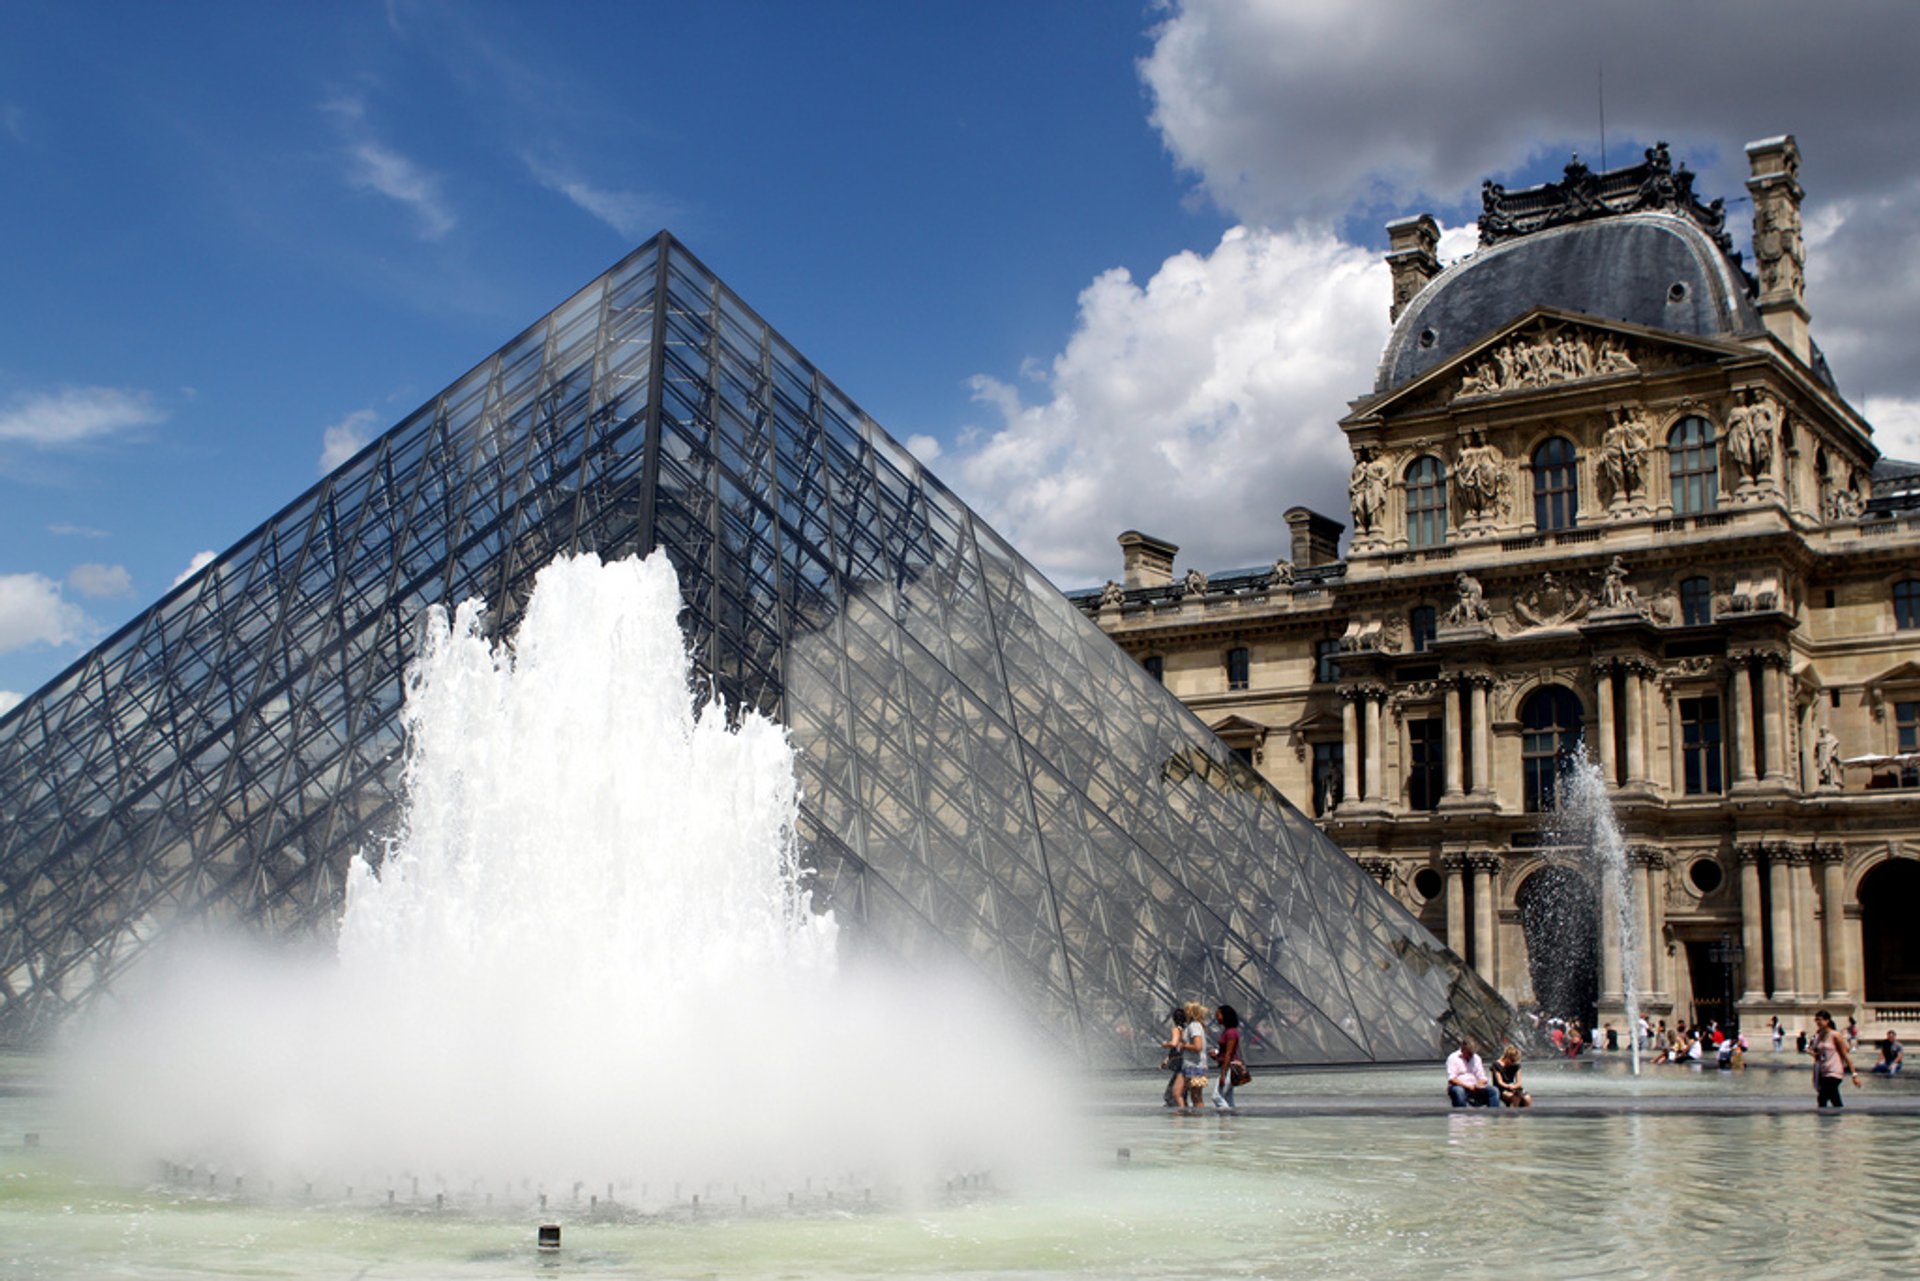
[1517,863,1599,1028]
[1862,859,1920,1002]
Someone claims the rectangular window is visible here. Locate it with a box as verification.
[1315,639,1341,684]
[1312,741,1344,817]
[1898,701,1919,787]
[1226,647,1250,691]
[1143,655,1164,683]
[1229,744,1254,767]
[1407,716,1444,810]
[1410,606,1437,653]
[1680,696,1724,795]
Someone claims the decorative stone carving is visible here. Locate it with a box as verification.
[1348,450,1391,536]
[1752,175,1805,298]
[1457,326,1636,397]
[1597,408,1650,504]
[1815,723,1843,790]
[1822,464,1863,523]
[1726,392,1778,487]
[1098,580,1125,609]
[1453,435,1507,522]
[1267,558,1295,589]
[1511,572,1593,630]
[1444,572,1491,627]
[1596,555,1645,614]
[1478,144,1735,254]
[1178,567,1209,598]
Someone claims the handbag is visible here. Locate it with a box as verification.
[1229,1060,1252,1087]
[1161,1048,1183,1072]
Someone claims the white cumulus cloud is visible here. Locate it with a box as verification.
[905,434,942,464]
[319,408,381,473]
[172,551,217,589]
[0,690,22,718]
[0,387,165,446]
[0,572,95,655]
[67,562,134,599]
[952,224,1402,587]
[1863,397,1920,463]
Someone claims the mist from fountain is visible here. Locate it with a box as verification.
[63,552,1061,1201]
[1550,753,1641,1075]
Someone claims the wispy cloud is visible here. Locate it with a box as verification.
[323,91,455,240]
[67,563,134,600]
[0,690,21,718]
[319,408,380,473]
[172,550,217,589]
[48,522,110,539]
[0,572,95,655]
[1,104,25,144]
[523,154,670,240]
[0,387,165,447]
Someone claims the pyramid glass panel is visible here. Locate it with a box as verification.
[0,234,1510,1059]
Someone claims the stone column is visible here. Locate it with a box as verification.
[1341,693,1360,807]
[1471,856,1498,983]
[1631,849,1659,997]
[1730,658,1757,786]
[1667,681,1685,795]
[1624,664,1647,785]
[1594,663,1618,785]
[1791,850,1822,1003]
[1443,855,1468,957]
[1737,847,1768,1004]
[1767,847,1798,999]
[1364,690,1385,803]
[1469,677,1493,799]
[1599,862,1624,1008]
[1762,658,1789,784]
[1844,905,1865,1010]
[1818,844,1848,1000]
[1640,669,1660,789]
[1443,680,1465,801]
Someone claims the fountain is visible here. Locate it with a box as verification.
[1547,752,1641,1075]
[61,551,1054,1204]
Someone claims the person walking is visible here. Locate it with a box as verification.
[1176,1001,1211,1112]
[1806,1009,1861,1108]
[1210,1005,1244,1112]
[1159,1005,1187,1108]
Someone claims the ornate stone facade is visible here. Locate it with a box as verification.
[1075,136,1920,1040]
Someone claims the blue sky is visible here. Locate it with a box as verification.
[3,1,1917,710]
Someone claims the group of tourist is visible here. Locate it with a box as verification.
[1159,1001,1248,1113]
[1445,1036,1531,1109]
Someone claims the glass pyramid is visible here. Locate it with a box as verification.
[0,234,1510,1060]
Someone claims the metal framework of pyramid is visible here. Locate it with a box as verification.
[0,234,1509,1060]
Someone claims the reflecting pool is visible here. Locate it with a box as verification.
[5,1054,1918,1279]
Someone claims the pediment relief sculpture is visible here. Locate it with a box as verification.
[1457,325,1636,397]
[1510,571,1594,630]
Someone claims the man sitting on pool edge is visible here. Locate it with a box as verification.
[1446,1036,1501,1108]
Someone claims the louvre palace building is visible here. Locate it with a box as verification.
[1077,136,1920,1039]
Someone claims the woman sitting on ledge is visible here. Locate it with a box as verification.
[1492,1044,1532,1108]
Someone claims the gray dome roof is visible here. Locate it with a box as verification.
[1377,212,1762,393]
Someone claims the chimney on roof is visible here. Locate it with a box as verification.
[1284,507,1343,568]
[1117,530,1178,589]
[1384,214,1442,322]
[1745,135,1810,364]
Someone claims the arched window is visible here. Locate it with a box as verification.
[1896,580,1920,630]
[1668,415,1719,515]
[1405,455,1448,548]
[1680,576,1713,626]
[1861,860,1920,1001]
[1532,436,1579,531]
[1521,685,1584,812]
[1225,646,1250,691]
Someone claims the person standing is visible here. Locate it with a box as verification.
[1210,1005,1244,1112]
[1159,1005,1187,1108]
[1177,1001,1210,1113]
[1806,1009,1861,1108]
[1446,1037,1500,1108]
[1770,1016,1784,1052]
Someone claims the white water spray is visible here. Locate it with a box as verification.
[67,552,1059,1200]
[1554,754,1641,1075]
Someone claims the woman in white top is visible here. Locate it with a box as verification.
[1177,1000,1210,1113]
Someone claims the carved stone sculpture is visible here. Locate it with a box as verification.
[1179,567,1209,598]
[1349,453,1391,536]
[1268,558,1295,588]
[1815,723,1843,789]
[1597,409,1650,502]
[1453,438,1506,521]
[1512,572,1593,630]
[1597,555,1643,612]
[1444,572,1491,627]
[1098,580,1125,609]
[1726,393,1778,485]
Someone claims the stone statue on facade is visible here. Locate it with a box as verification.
[1349,452,1391,536]
[1444,571,1491,627]
[1267,558,1295,589]
[1453,436,1506,521]
[1597,409,1650,503]
[1178,567,1209,598]
[1726,393,1778,486]
[1098,580,1125,609]
[1598,555,1643,612]
[1815,723,1843,789]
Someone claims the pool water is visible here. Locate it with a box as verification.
[4,1054,1917,1279]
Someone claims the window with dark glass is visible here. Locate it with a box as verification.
[1405,455,1448,548]
[1226,646,1250,691]
[1899,700,1920,787]
[1679,695,1723,795]
[1229,744,1254,767]
[1532,436,1579,531]
[1680,577,1713,627]
[1312,741,1344,816]
[1521,685,1584,812]
[1143,655,1164,683]
[1410,605,1437,653]
[1407,716,1444,810]
[1896,580,1920,630]
[1315,638,1341,683]
[1668,416,1719,515]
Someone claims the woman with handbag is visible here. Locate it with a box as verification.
[1210,1005,1246,1112]
[1160,1005,1188,1108]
